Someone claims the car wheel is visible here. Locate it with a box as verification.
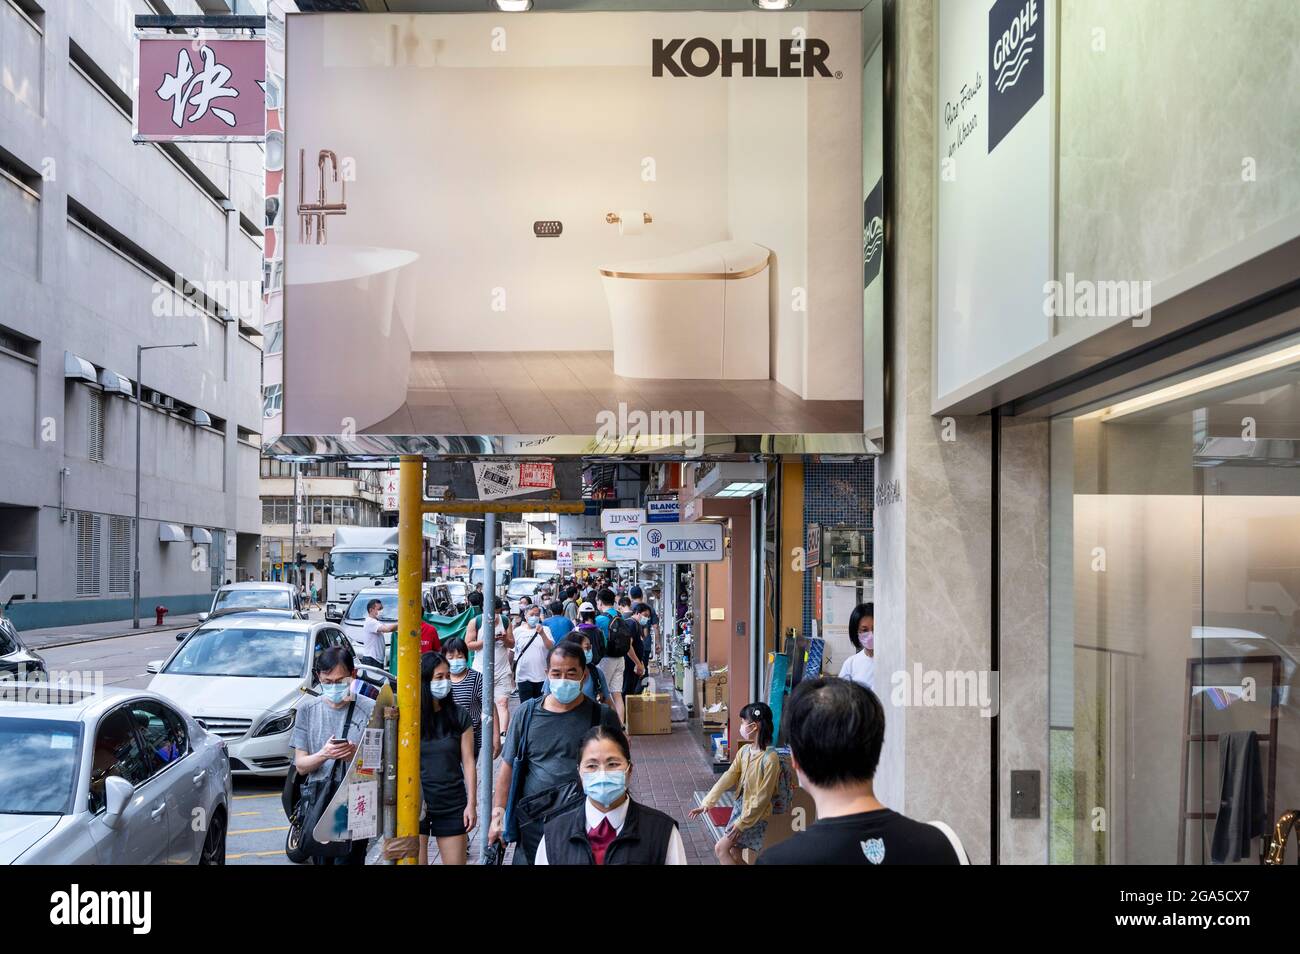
[200,809,227,865]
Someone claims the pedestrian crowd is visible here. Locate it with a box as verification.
[289,578,963,865]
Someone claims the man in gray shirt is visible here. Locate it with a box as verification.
[489,640,621,864]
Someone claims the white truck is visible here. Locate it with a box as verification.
[325,527,400,622]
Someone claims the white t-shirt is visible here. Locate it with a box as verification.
[512,621,550,684]
[839,649,876,690]
[470,614,511,678]
[360,616,386,665]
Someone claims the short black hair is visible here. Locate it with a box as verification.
[441,636,468,658]
[548,600,564,617]
[785,676,885,787]
[616,595,632,608]
[597,588,616,607]
[468,591,483,607]
[579,723,631,763]
[848,602,875,651]
[547,638,587,671]
[632,602,651,616]
[315,644,356,675]
[366,598,383,613]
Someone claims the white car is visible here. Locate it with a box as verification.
[506,577,545,615]
[199,581,304,623]
[341,586,437,664]
[147,613,354,777]
[0,682,231,864]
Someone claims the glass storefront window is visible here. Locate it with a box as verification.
[1049,339,1300,864]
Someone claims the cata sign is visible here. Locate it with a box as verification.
[605,531,641,561]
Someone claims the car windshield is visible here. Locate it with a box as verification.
[346,594,398,622]
[213,588,291,611]
[163,626,308,678]
[446,583,466,599]
[508,580,539,596]
[329,551,397,579]
[0,719,81,814]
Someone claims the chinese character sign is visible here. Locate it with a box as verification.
[136,38,265,141]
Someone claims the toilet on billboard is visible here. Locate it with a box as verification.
[639,523,725,563]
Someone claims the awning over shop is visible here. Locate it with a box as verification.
[191,527,213,545]
[158,523,187,543]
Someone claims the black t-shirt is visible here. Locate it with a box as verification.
[419,703,474,815]
[757,809,960,865]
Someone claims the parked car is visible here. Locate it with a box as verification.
[0,617,46,680]
[198,581,305,624]
[505,577,545,615]
[340,586,437,662]
[0,683,231,864]
[146,613,353,777]
[444,579,468,610]
[423,581,465,615]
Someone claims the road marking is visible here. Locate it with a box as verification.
[231,825,289,835]
[235,811,261,816]
[227,850,287,859]
[233,793,279,800]
[66,658,90,664]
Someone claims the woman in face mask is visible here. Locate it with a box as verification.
[838,602,875,691]
[688,701,780,865]
[443,636,490,759]
[535,725,686,865]
[417,651,477,865]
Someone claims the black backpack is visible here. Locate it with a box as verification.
[605,613,636,659]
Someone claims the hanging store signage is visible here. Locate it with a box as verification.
[600,508,645,532]
[381,470,400,511]
[806,523,821,568]
[557,541,574,571]
[605,531,641,561]
[134,38,266,142]
[645,497,680,524]
[426,461,576,503]
[640,523,725,563]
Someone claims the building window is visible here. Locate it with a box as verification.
[210,529,225,590]
[88,389,104,462]
[264,320,283,355]
[108,516,131,593]
[262,384,282,418]
[75,511,101,596]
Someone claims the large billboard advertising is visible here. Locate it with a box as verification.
[276,11,875,451]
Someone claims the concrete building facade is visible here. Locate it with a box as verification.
[0,0,265,627]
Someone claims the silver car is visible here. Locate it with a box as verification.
[0,682,232,864]
[199,581,305,624]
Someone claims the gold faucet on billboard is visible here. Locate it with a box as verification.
[298,149,348,244]
[1264,809,1299,864]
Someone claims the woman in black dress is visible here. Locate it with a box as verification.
[417,651,477,865]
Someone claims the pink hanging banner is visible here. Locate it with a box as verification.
[134,37,265,142]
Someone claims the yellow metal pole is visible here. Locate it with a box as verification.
[395,454,423,864]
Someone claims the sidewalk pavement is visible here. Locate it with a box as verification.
[18,614,203,650]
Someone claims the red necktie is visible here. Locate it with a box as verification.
[587,817,616,865]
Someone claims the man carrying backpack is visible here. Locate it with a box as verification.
[594,589,643,728]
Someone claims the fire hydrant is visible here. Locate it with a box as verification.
[155,605,168,626]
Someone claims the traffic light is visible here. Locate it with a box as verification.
[296,552,306,565]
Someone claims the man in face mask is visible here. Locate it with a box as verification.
[513,605,553,704]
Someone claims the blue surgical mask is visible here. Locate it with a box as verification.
[551,678,582,704]
[319,682,350,704]
[449,658,468,675]
[584,649,593,664]
[582,770,628,808]
[430,679,452,699]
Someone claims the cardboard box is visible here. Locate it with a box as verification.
[627,691,672,735]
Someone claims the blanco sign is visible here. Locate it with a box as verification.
[605,530,641,561]
[600,508,645,532]
[639,522,725,563]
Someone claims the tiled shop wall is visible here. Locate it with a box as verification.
[801,458,874,637]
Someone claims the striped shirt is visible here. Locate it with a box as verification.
[450,668,484,753]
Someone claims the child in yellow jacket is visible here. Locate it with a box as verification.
[689,702,780,864]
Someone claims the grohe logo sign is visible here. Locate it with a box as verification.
[652,38,835,78]
[987,0,1044,153]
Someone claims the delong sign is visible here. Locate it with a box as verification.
[639,523,725,563]
[652,38,832,78]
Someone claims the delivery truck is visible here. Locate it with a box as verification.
[325,527,400,621]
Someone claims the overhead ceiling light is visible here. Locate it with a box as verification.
[1089,342,1300,422]
[491,0,532,10]
[754,0,796,9]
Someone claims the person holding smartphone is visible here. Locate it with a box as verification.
[290,645,376,865]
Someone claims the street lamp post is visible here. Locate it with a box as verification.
[133,342,197,629]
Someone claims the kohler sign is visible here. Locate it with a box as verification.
[652,38,834,78]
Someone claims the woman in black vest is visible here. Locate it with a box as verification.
[534,724,686,865]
